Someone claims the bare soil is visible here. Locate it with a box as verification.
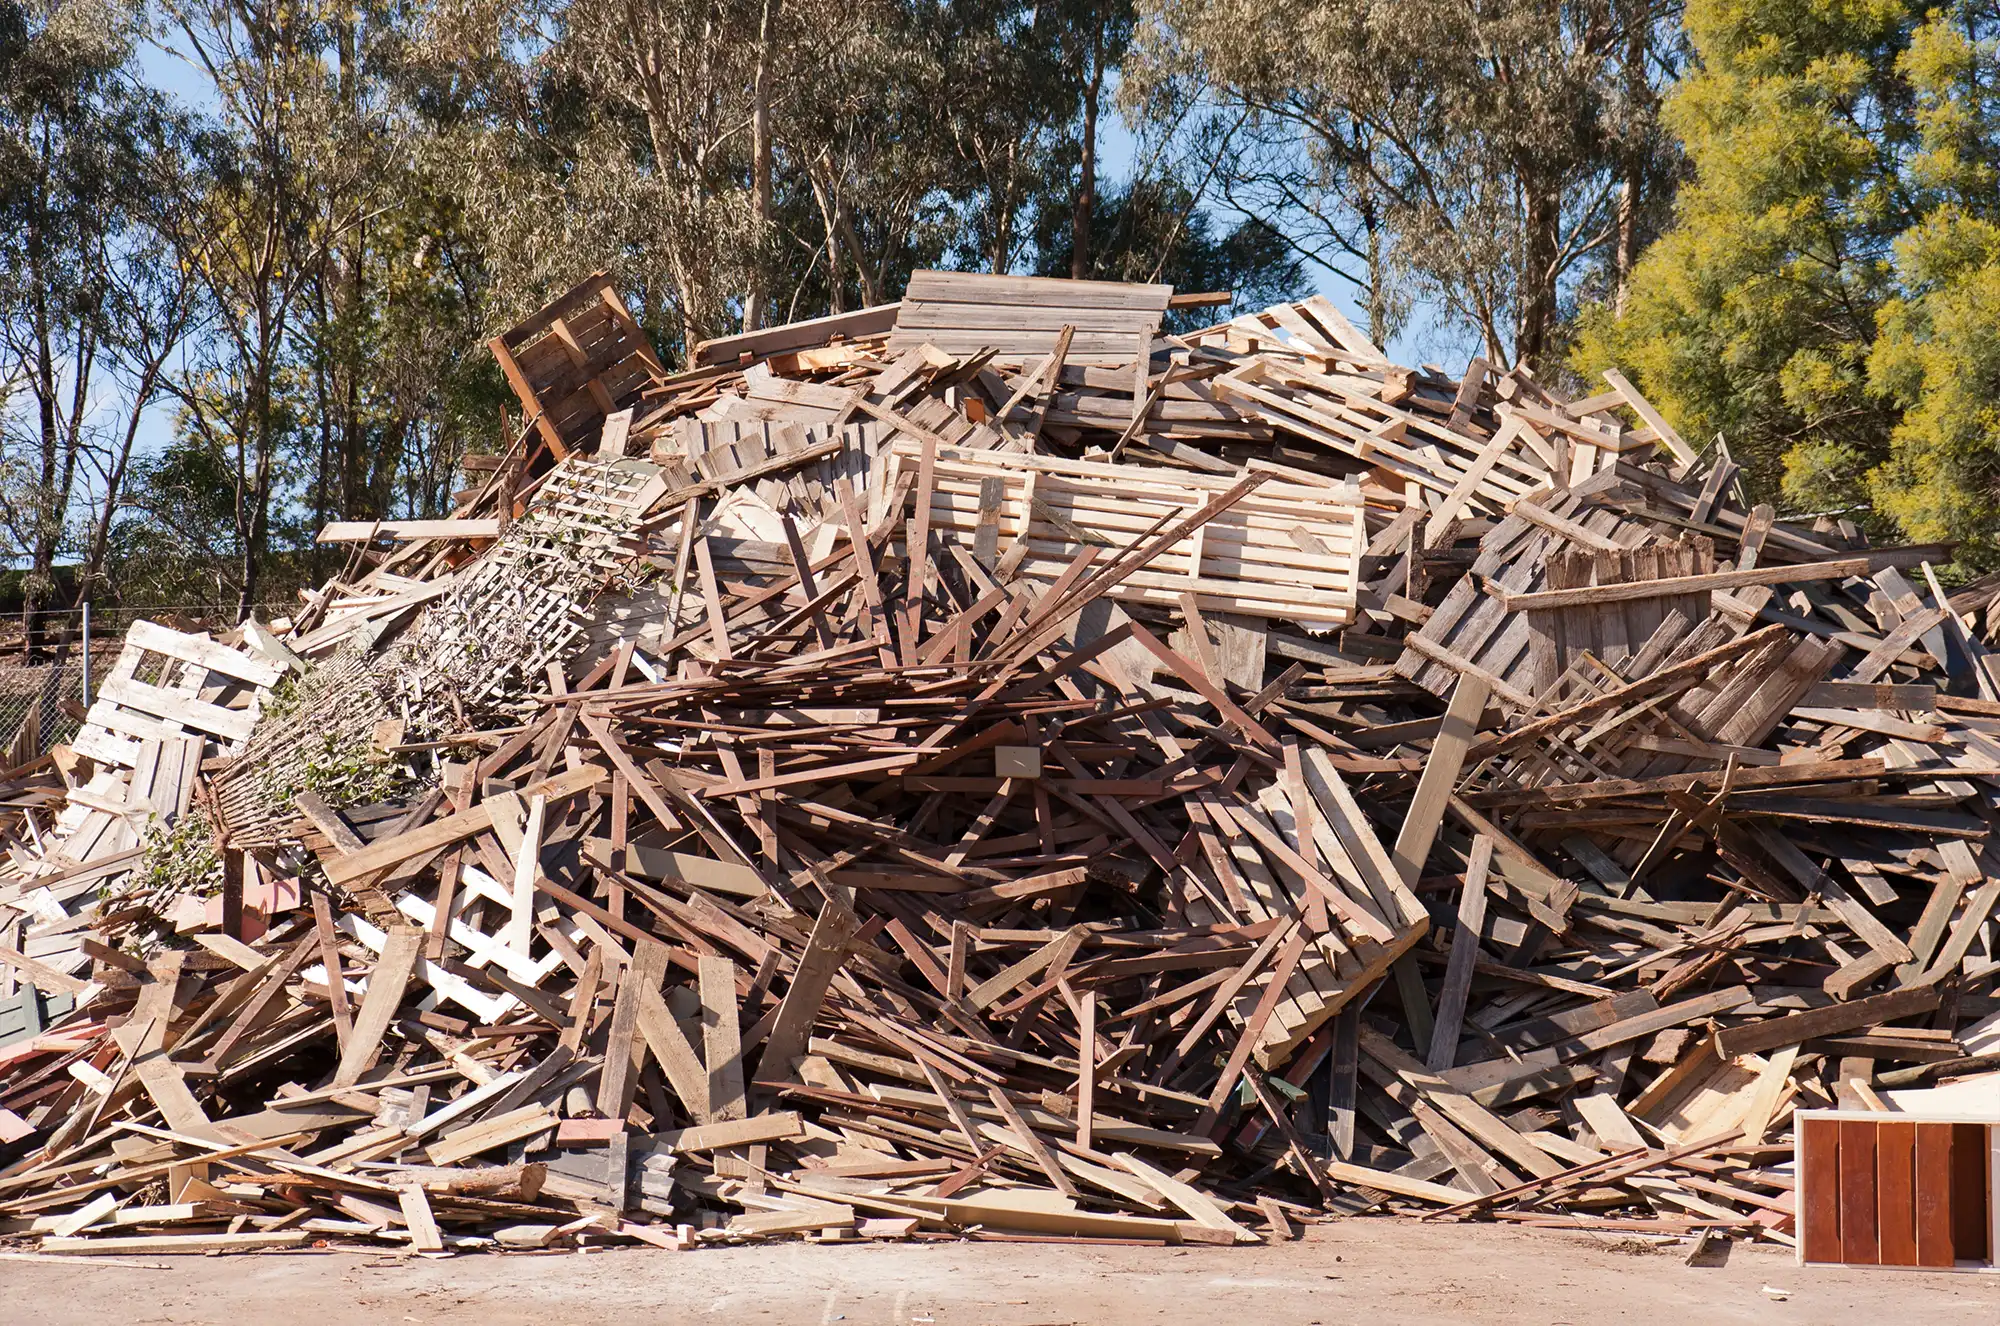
[8,1219,1997,1325]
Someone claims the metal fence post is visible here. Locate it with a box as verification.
[79,602,90,708]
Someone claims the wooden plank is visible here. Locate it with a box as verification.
[1199,929,1308,1123]
[1111,1151,1254,1242]
[1424,417,1524,544]
[333,925,423,1087]
[396,1182,446,1253]
[1392,673,1490,890]
[1496,557,1871,611]
[1124,623,1282,749]
[1840,1118,1880,1265]
[966,926,1087,1010]
[1360,1029,1565,1181]
[1800,1114,1842,1263]
[1916,1121,1955,1268]
[133,1050,211,1136]
[311,890,353,1049]
[1321,1160,1477,1206]
[987,1084,1077,1198]
[657,1111,805,1152]
[1711,987,1940,1060]
[424,1105,557,1167]
[506,793,546,954]
[899,270,1173,311]
[1601,368,1697,466]
[1951,1122,1989,1262]
[886,1192,1190,1242]
[1390,672,1488,1050]
[124,620,283,687]
[295,791,364,855]
[693,302,899,366]
[0,942,89,997]
[318,519,502,543]
[1426,835,1492,1070]
[599,941,670,1121]
[96,676,255,743]
[699,954,747,1122]
[1926,877,2000,985]
[635,984,713,1124]
[755,902,860,1085]
[1877,1118,1918,1267]
[1076,988,1098,1153]
[1802,681,1936,709]
[39,1231,310,1256]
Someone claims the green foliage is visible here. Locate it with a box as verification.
[133,805,222,902]
[1861,8,2000,561]
[294,726,414,807]
[1868,210,2000,557]
[254,664,414,809]
[1575,0,2000,562]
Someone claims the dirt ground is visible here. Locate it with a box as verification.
[7,1219,1998,1325]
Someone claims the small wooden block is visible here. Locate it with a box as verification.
[995,746,1042,779]
[859,1217,920,1239]
[556,1118,628,1146]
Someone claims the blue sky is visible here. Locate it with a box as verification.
[1093,109,1474,370]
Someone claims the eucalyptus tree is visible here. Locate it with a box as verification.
[1128,0,1687,369]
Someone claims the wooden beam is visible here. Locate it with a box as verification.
[1496,557,1871,611]
[334,925,424,1087]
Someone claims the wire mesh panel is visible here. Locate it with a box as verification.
[0,653,88,762]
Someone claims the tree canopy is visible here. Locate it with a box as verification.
[3,0,1999,617]
[1574,0,2000,561]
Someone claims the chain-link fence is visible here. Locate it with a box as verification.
[0,653,90,757]
[0,609,98,761]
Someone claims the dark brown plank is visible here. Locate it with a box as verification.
[1951,1122,1990,1263]
[1710,986,1940,1060]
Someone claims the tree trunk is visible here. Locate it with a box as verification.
[990,141,1019,274]
[808,168,845,313]
[79,354,164,601]
[1516,183,1561,372]
[744,0,778,332]
[1365,204,1388,349]
[25,294,57,655]
[836,199,879,306]
[1615,179,1635,317]
[1071,8,1106,280]
[344,210,365,513]
[1614,5,1647,317]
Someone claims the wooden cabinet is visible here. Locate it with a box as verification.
[1798,1110,1998,1270]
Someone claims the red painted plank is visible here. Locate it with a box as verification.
[1799,1116,1842,1264]
[1916,1122,1955,1268]
[1876,1119,1917,1266]
[1840,1119,1879,1265]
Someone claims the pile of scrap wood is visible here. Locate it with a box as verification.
[2,269,1999,1258]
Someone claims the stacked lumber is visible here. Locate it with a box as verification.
[0,269,1997,1260]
